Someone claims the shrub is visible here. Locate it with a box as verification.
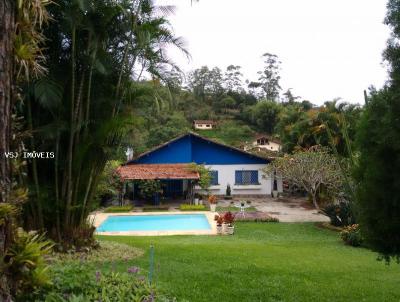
[95,160,123,204]
[340,224,363,247]
[179,204,206,211]
[137,180,162,200]
[142,206,169,212]
[29,263,173,302]
[322,202,355,227]
[3,229,53,300]
[104,205,133,213]
[59,222,98,252]
[237,217,280,223]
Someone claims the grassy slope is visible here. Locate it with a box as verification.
[99,223,400,302]
[194,120,256,147]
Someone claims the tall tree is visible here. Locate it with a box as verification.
[223,65,243,92]
[23,0,187,243]
[353,0,400,261]
[266,148,343,210]
[257,53,282,101]
[188,66,223,102]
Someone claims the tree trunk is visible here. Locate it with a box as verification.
[0,0,15,203]
[311,192,320,212]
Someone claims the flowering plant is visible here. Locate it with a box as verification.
[223,211,235,226]
[340,224,363,247]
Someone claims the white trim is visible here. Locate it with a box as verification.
[233,185,262,190]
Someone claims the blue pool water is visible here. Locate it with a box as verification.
[97,214,211,232]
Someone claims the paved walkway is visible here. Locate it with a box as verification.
[218,196,329,223]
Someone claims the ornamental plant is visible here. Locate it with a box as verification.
[216,216,224,226]
[223,212,235,226]
[340,224,363,247]
[208,195,217,204]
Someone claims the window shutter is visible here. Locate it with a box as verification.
[210,170,218,185]
[235,171,242,184]
[250,171,258,184]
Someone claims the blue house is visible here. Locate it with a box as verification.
[117,132,282,200]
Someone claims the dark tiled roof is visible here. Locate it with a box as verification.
[193,120,216,124]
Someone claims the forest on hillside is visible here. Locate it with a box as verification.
[118,59,363,159]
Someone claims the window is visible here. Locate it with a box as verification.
[210,170,219,185]
[235,170,259,185]
[206,124,211,127]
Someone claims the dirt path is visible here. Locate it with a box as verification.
[218,196,329,223]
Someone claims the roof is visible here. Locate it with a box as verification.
[255,134,282,144]
[128,132,271,164]
[116,164,200,180]
[193,120,216,124]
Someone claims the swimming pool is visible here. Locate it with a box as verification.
[97,214,212,232]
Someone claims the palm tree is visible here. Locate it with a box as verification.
[24,0,188,243]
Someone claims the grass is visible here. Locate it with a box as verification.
[216,206,257,212]
[99,223,400,302]
[103,205,133,213]
[179,204,207,211]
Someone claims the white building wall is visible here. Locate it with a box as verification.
[195,164,282,196]
[252,141,281,152]
[194,123,213,130]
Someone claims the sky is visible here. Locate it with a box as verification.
[156,0,390,105]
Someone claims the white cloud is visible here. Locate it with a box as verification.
[157,0,390,104]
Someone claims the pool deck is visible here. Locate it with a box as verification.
[89,211,217,236]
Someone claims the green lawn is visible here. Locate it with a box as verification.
[99,223,400,302]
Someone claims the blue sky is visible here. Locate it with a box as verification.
[157,0,390,105]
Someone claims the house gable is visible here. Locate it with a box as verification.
[130,133,269,165]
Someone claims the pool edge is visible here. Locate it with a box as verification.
[89,211,217,236]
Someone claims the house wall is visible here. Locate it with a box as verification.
[194,123,213,130]
[195,164,282,196]
[253,141,281,152]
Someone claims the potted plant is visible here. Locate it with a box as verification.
[216,216,224,235]
[223,211,235,235]
[208,195,217,212]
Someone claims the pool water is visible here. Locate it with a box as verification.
[97,214,211,232]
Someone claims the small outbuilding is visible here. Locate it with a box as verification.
[193,120,216,130]
[251,135,281,152]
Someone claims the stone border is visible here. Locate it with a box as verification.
[89,211,217,236]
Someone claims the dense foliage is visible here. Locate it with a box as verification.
[353,0,400,261]
[21,0,187,244]
[354,88,400,260]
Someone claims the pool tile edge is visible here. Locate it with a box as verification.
[89,211,218,236]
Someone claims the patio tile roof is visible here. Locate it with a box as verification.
[116,164,200,180]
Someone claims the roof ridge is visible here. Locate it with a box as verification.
[126,131,271,164]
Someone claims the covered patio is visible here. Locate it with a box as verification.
[116,164,200,205]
